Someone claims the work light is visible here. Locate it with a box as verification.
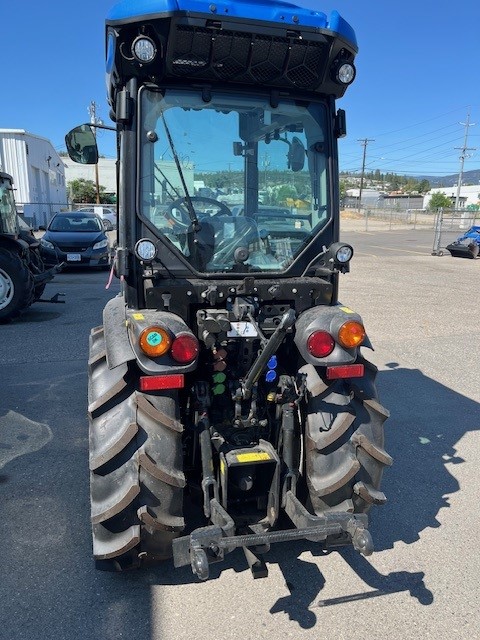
[135,239,157,262]
[334,62,356,85]
[132,37,156,63]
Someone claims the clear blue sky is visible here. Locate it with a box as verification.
[2,1,480,178]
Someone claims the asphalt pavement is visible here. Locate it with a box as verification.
[0,224,479,640]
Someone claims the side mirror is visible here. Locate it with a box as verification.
[335,109,347,138]
[288,136,305,172]
[233,142,244,156]
[65,125,99,164]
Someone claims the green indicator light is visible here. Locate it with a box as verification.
[146,332,162,346]
[212,384,226,395]
[213,372,226,384]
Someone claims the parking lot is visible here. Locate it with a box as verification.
[0,223,479,640]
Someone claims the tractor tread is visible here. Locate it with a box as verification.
[91,456,140,523]
[92,523,141,560]
[354,481,387,505]
[88,324,185,567]
[89,395,138,470]
[305,357,391,514]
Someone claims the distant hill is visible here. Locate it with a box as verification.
[415,169,480,188]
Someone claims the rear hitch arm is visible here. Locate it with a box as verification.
[241,308,296,400]
[172,490,373,581]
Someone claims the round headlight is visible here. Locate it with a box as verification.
[132,37,156,63]
[336,63,356,85]
[335,244,354,263]
[135,239,157,262]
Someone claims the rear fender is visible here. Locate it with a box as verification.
[294,304,372,366]
[103,295,198,375]
[0,235,27,256]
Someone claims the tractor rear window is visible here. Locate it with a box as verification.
[139,89,330,274]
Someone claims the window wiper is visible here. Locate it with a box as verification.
[154,161,182,201]
[160,113,200,231]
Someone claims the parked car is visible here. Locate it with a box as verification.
[39,212,110,269]
[75,206,117,231]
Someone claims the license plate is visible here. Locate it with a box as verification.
[66,253,81,262]
[227,321,258,338]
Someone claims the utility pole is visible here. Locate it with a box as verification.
[454,111,476,210]
[357,138,374,212]
[88,100,102,204]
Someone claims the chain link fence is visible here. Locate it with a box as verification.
[17,202,117,230]
[342,207,437,231]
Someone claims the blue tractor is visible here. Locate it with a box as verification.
[446,225,480,258]
[66,0,391,580]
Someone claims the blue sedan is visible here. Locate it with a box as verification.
[39,212,111,269]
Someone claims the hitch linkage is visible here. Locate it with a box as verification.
[172,491,373,581]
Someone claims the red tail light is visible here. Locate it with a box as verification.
[307,331,335,358]
[171,333,199,364]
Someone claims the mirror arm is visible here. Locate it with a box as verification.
[77,122,116,132]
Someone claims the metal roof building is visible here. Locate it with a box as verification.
[0,129,67,226]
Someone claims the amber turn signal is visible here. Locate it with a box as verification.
[338,321,365,348]
[139,326,171,357]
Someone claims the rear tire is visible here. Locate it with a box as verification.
[88,326,185,570]
[27,248,47,301]
[303,356,391,516]
[0,248,35,322]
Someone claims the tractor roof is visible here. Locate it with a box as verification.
[106,0,357,48]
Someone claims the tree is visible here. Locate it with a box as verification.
[68,178,107,203]
[428,192,452,210]
[418,179,431,194]
[273,184,297,205]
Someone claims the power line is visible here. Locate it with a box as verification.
[88,100,103,204]
[357,138,374,211]
[454,111,476,209]
[369,106,470,138]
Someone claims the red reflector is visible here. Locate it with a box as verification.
[140,374,184,391]
[326,364,365,380]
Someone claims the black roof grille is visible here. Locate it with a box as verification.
[167,26,329,90]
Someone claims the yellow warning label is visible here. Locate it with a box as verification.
[236,452,271,463]
[132,313,145,320]
[220,460,225,475]
[340,306,355,314]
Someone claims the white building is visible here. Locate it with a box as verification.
[0,129,67,226]
[63,157,194,203]
[62,156,117,197]
[424,184,480,209]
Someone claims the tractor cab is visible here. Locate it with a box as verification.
[66,0,358,307]
[0,173,20,237]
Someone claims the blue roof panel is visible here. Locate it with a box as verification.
[107,0,356,46]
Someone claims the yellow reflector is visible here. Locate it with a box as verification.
[236,452,271,463]
[139,326,171,357]
[338,321,365,348]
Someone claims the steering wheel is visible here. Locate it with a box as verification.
[165,197,233,232]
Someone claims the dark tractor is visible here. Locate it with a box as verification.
[0,172,59,322]
[66,0,391,580]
